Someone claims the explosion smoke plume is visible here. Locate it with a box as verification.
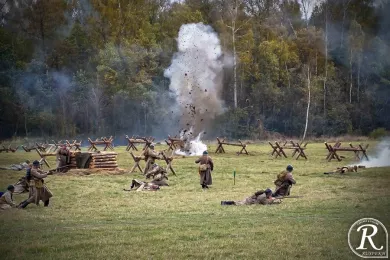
[164,23,226,137]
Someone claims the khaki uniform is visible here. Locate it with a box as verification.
[56,147,70,171]
[325,165,358,174]
[13,177,29,194]
[235,193,282,205]
[128,179,160,191]
[0,190,17,210]
[143,148,161,175]
[195,155,213,186]
[26,168,53,205]
[145,165,169,186]
[274,171,296,196]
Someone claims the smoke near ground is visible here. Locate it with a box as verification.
[360,139,390,168]
[164,23,226,137]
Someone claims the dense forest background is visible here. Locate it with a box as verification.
[0,0,389,140]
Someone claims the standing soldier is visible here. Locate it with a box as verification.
[195,151,214,189]
[274,165,296,197]
[18,160,53,208]
[0,185,17,210]
[56,145,70,172]
[142,144,161,175]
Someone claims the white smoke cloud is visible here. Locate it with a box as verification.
[164,23,226,136]
[360,139,390,168]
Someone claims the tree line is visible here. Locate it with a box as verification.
[0,0,389,140]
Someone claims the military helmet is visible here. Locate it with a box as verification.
[203,151,208,155]
[33,160,40,166]
[286,165,293,172]
[7,185,14,191]
[265,188,272,194]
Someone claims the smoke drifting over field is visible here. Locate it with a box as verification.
[360,139,390,168]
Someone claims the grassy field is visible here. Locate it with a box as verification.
[0,141,389,260]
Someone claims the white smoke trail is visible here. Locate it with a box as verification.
[164,23,226,136]
[359,139,390,168]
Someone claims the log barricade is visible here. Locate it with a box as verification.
[165,135,185,151]
[88,136,114,152]
[87,152,118,169]
[125,135,154,151]
[324,142,369,162]
[269,141,308,160]
[215,137,249,155]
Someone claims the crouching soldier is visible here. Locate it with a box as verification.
[0,185,17,210]
[221,189,282,206]
[274,165,296,197]
[19,160,53,208]
[145,164,169,186]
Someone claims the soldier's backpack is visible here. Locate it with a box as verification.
[26,168,32,181]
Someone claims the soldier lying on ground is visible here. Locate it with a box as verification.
[0,185,17,210]
[124,179,161,192]
[324,165,365,174]
[0,160,31,171]
[221,189,282,205]
[273,165,296,197]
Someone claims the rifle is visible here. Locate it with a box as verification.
[274,195,303,199]
[47,165,69,174]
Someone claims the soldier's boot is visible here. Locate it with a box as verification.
[221,201,235,205]
[44,200,50,207]
[18,201,30,209]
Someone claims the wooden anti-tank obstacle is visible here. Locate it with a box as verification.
[125,135,154,151]
[269,141,308,160]
[88,136,114,151]
[215,137,249,155]
[129,151,176,176]
[324,142,369,162]
[0,144,19,153]
[165,135,185,152]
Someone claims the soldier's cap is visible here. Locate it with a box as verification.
[265,188,272,194]
[33,160,40,166]
[7,185,14,191]
[203,151,208,155]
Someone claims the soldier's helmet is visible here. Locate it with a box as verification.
[286,165,293,172]
[33,160,40,166]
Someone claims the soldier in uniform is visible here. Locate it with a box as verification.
[18,160,53,208]
[124,179,161,192]
[142,144,161,175]
[56,145,70,172]
[221,189,281,205]
[145,163,169,186]
[0,185,17,210]
[324,165,361,174]
[273,165,296,197]
[195,151,214,189]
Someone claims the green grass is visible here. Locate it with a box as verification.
[0,142,389,260]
